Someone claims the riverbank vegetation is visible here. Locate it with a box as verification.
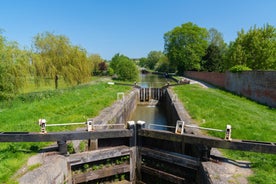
[0,80,131,183]
[173,84,276,184]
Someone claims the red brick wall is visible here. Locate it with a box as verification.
[184,71,226,88]
[183,71,276,108]
[225,71,276,108]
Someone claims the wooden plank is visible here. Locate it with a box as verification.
[0,129,133,142]
[139,129,276,154]
[69,146,131,166]
[141,165,185,184]
[73,164,130,183]
[140,147,199,170]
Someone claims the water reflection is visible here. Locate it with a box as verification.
[130,105,167,131]
[138,73,172,88]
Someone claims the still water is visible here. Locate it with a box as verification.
[130,73,176,130]
[138,73,172,88]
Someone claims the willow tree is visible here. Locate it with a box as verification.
[32,32,91,88]
[0,33,30,99]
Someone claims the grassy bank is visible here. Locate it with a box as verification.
[0,81,131,183]
[173,84,276,184]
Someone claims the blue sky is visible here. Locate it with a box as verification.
[1,0,275,60]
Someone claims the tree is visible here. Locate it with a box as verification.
[164,22,208,74]
[146,51,163,70]
[155,55,173,73]
[110,53,139,81]
[201,28,227,72]
[33,32,91,88]
[226,24,276,70]
[88,54,104,75]
[138,57,147,68]
[0,33,30,99]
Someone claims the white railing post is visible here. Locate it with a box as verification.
[225,124,232,141]
[175,120,185,134]
[38,119,47,134]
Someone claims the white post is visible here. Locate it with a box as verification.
[87,120,93,131]
[38,119,47,134]
[175,120,185,134]
[225,124,232,141]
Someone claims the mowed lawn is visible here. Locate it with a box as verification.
[173,84,276,184]
[0,82,131,183]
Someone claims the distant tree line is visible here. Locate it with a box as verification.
[139,22,276,75]
[1,22,275,99]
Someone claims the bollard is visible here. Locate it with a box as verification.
[225,124,232,141]
[38,119,47,134]
[57,140,67,155]
[175,120,185,134]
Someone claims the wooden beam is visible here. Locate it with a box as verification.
[141,165,185,184]
[139,129,276,154]
[140,147,199,170]
[72,164,130,183]
[0,129,133,142]
[69,146,131,166]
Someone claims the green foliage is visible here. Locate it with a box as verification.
[226,24,276,70]
[173,84,276,183]
[145,51,164,70]
[229,65,252,72]
[79,141,86,152]
[67,142,75,154]
[33,32,92,88]
[201,29,227,72]
[83,164,89,172]
[110,53,139,81]
[0,33,30,99]
[164,22,209,74]
[88,54,105,76]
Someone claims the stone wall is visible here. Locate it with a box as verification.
[19,155,71,184]
[184,71,276,108]
[92,88,139,126]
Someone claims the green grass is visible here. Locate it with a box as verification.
[173,84,276,184]
[0,80,131,183]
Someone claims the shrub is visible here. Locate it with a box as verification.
[229,65,252,73]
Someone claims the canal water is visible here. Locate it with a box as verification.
[130,73,176,130]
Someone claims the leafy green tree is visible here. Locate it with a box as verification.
[0,34,30,99]
[138,57,147,68]
[33,32,91,88]
[226,24,276,70]
[110,53,138,81]
[88,54,104,75]
[155,55,174,73]
[201,28,227,72]
[146,51,163,70]
[164,22,208,74]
